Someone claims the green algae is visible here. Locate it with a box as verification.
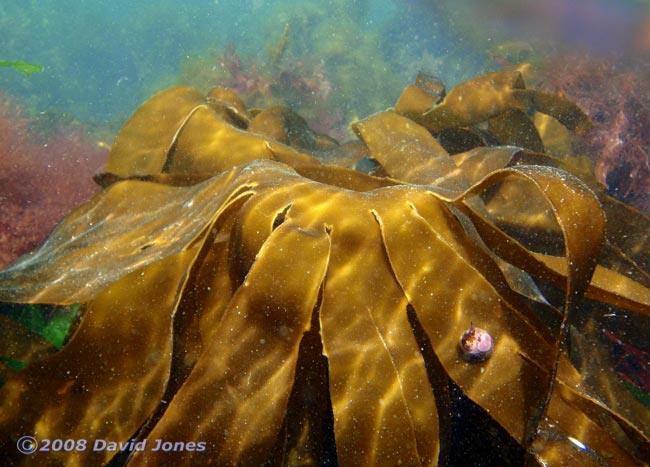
[0,60,43,76]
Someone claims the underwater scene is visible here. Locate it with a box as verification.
[1,0,650,465]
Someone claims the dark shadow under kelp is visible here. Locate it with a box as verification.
[0,70,649,466]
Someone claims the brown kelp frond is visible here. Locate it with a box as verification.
[0,71,649,466]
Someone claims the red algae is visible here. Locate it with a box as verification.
[183,45,345,139]
[213,45,273,106]
[0,94,108,269]
[539,53,650,214]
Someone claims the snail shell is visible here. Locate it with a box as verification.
[459,323,493,362]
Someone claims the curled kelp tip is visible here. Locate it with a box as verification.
[0,70,649,467]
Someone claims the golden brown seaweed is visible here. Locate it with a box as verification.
[0,71,649,466]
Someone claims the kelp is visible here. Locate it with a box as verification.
[0,71,649,466]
